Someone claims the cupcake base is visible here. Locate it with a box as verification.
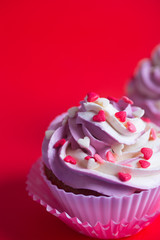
[26,159,160,239]
[44,165,105,196]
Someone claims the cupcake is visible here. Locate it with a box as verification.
[27,93,160,239]
[127,45,160,126]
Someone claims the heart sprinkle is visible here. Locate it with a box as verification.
[93,110,106,122]
[87,158,100,170]
[118,172,132,182]
[139,160,150,168]
[122,96,134,105]
[78,136,90,148]
[68,107,79,118]
[115,111,127,122]
[141,147,153,160]
[85,156,92,160]
[106,151,116,163]
[94,154,104,164]
[87,92,99,102]
[64,155,77,164]
[96,98,109,108]
[45,130,54,140]
[149,128,156,140]
[126,121,136,132]
[54,139,66,148]
[141,117,151,123]
[107,96,119,102]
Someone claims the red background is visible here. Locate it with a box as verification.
[1,0,160,239]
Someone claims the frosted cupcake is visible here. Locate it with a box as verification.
[27,93,160,239]
[127,45,160,126]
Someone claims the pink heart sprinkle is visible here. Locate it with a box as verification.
[84,156,92,160]
[87,92,99,102]
[64,155,77,165]
[115,111,127,122]
[94,154,104,164]
[122,96,133,105]
[93,110,106,122]
[150,128,156,140]
[139,160,150,168]
[106,151,116,163]
[118,172,132,182]
[141,117,151,123]
[126,121,136,132]
[107,96,119,102]
[54,139,66,148]
[141,147,153,160]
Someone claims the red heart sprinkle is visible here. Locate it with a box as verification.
[107,96,119,102]
[139,160,150,168]
[126,121,136,132]
[118,172,132,182]
[115,111,127,122]
[85,156,92,160]
[141,147,153,160]
[141,117,151,123]
[64,155,77,164]
[122,96,133,105]
[87,92,99,102]
[94,154,104,164]
[93,110,106,122]
[54,139,66,148]
[106,151,116,163]
[149,128,156,140]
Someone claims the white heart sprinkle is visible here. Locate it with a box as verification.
[68,107,79,118]
[96,98,109,108]
[87,158,100,170]
[45,130,54,140]
[78,136,90,148]
[111,143,124,155]
[133,108,144,118]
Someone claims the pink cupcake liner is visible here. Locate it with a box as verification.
[41,159,160,225]
[26,159,160,239]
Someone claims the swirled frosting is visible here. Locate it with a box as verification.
[42,93,160,197]
[127,45,160,126]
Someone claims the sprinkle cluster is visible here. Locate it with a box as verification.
[89,92,137,133]
[51,92,158,183]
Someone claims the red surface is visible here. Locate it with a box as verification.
[1,0,160,239]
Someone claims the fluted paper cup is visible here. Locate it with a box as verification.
[26,159,160,239]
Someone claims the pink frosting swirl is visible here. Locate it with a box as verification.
[42,94,160,197]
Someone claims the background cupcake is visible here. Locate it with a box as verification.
[127,45,160,126]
